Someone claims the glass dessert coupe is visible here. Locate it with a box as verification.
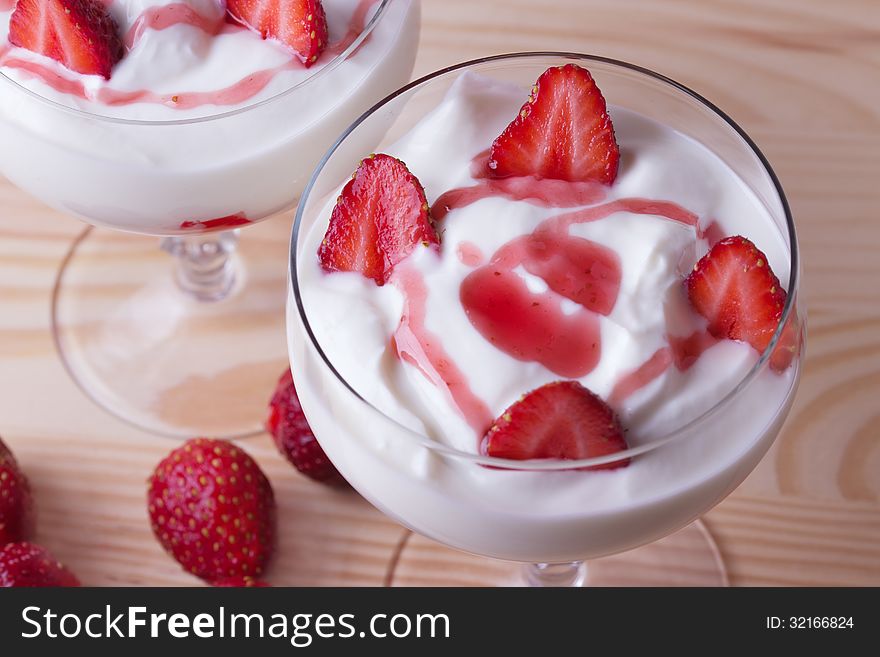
[289,53,805,586]
[0,0,419,438]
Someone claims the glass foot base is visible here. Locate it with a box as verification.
[387,520,729,587]
[51,219,291,439]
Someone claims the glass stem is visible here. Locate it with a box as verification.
[524,561,587,587]
[161,230,239,302]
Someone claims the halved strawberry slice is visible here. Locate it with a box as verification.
[769,311,801,372]
[227,0,328,66]
[8,0,123,80]
[488,64,620,184]
[481,381,630,470]
[685,235,798,372]
[318,153,439,286]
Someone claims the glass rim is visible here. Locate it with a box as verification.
[290,51,800,471]
[0,0,392,127]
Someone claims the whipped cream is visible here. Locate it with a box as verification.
[290,71,800,562]
[1,0,381,119]
[0,0,419,233]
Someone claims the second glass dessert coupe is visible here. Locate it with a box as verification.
[289,53,805,586]
[0,0,420,438]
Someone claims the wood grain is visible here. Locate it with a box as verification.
[1,0,879,586]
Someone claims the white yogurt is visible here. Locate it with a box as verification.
[289,71,800,562]
[0,0,419,233]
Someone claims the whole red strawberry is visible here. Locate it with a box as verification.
[147,438,275,583]
[0,437,34,545]
[481,381,630,470]
[212,576,271,587]
[0,542,80,587]
[267,369,344,485]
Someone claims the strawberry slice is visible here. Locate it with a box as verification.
[685,235,798,372]
[488,64,620,184]
[318,153,439,286]
[769,311,801,372]
[8,0,123,80]
[481,381,630,470]
[227,0,328,66]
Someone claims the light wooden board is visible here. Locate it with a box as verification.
[1,0,879,586]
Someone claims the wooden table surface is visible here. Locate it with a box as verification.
[2,0,879,586]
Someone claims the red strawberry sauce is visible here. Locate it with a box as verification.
[461,265,603,380]
[325,0,378,57]
[179,213,251,232]
[456,241,484,266]
[0,0,381,110]
[124,4,230,49]
[432,150,608,221]
[608,347,674,406]
[392,264,495,433]
[387,152,724,434]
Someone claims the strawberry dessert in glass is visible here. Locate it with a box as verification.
[289,53,804,586]
[0,0,419,437]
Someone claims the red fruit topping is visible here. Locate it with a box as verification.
[226,0,328,66]
[668,330,719,371]
[318,153,439,286]
[769,311,801,372]
[212,576,271,587]
[0,437,34,545]
[460,267,602,378]
[267,369,344,485]
[179,214,251,232]
[488,64,620,184]
[481,381,630,470]
[685,236,798,372]
[147,438,275,582]
[8,0,124,79]
[0,542,80,587]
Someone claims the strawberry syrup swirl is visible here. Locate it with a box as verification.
[0,0,381,111]
[608,347,674,406]
[459,230,617,379]
[392,264,495,434]
[325,0,377,57]
[432,149,608,221]
[124,4,231,50]
[386,150,724,432]
[607,329,720,405]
